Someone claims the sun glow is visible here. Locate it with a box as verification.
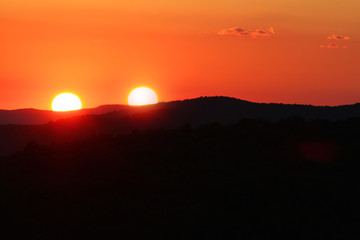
[52,93,82,111]
[128,87,158,106]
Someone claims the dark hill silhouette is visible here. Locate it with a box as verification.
[1,117,360,238]
[1,96,360,125]
[0,104,130,125]
[2,96,360,155]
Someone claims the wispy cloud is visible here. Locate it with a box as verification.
[320,42,348,49]
[327,34,350,40]
[321,33,350,48]
[218,27,275,38]
[320,42,338,48]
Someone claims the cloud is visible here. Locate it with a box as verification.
[320,42,348,49]
[327,34,350,40]
[218,27,275,38]
[321,34,350,48]
[320,42,339,48]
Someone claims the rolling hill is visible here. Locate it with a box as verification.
[1,96,360,155]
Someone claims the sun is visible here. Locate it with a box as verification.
[52,93,82,111]
[128,87,158,106]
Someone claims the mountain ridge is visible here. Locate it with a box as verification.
[1,96,360,155]
[1,96,359,125]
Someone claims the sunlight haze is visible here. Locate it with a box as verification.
[1,0,359,109]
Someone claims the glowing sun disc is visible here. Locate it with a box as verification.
[52,93,82,111]
[128,87,158,106]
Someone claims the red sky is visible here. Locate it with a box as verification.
[1,0,359,109]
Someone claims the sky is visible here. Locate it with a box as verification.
[1,0,359,109]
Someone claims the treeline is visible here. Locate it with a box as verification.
[0,117,360,239]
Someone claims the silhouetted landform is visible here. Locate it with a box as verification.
[0,118,360,238]
[1,96,360,125]
[2,96,360,155]
[0,104,130,125]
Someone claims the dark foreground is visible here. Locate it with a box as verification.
[1,117,360,239]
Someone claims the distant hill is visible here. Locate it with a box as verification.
[1,96,360,125]
[1,96,360,155]
[0,104,130,125]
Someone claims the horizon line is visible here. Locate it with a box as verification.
[1,95,359,111]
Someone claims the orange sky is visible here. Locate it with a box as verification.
[1,0,359,109]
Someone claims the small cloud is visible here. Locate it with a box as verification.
[320,42,339,48]
[321,34,350,48]
[218,27,275,38]
[327,34,350,40]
